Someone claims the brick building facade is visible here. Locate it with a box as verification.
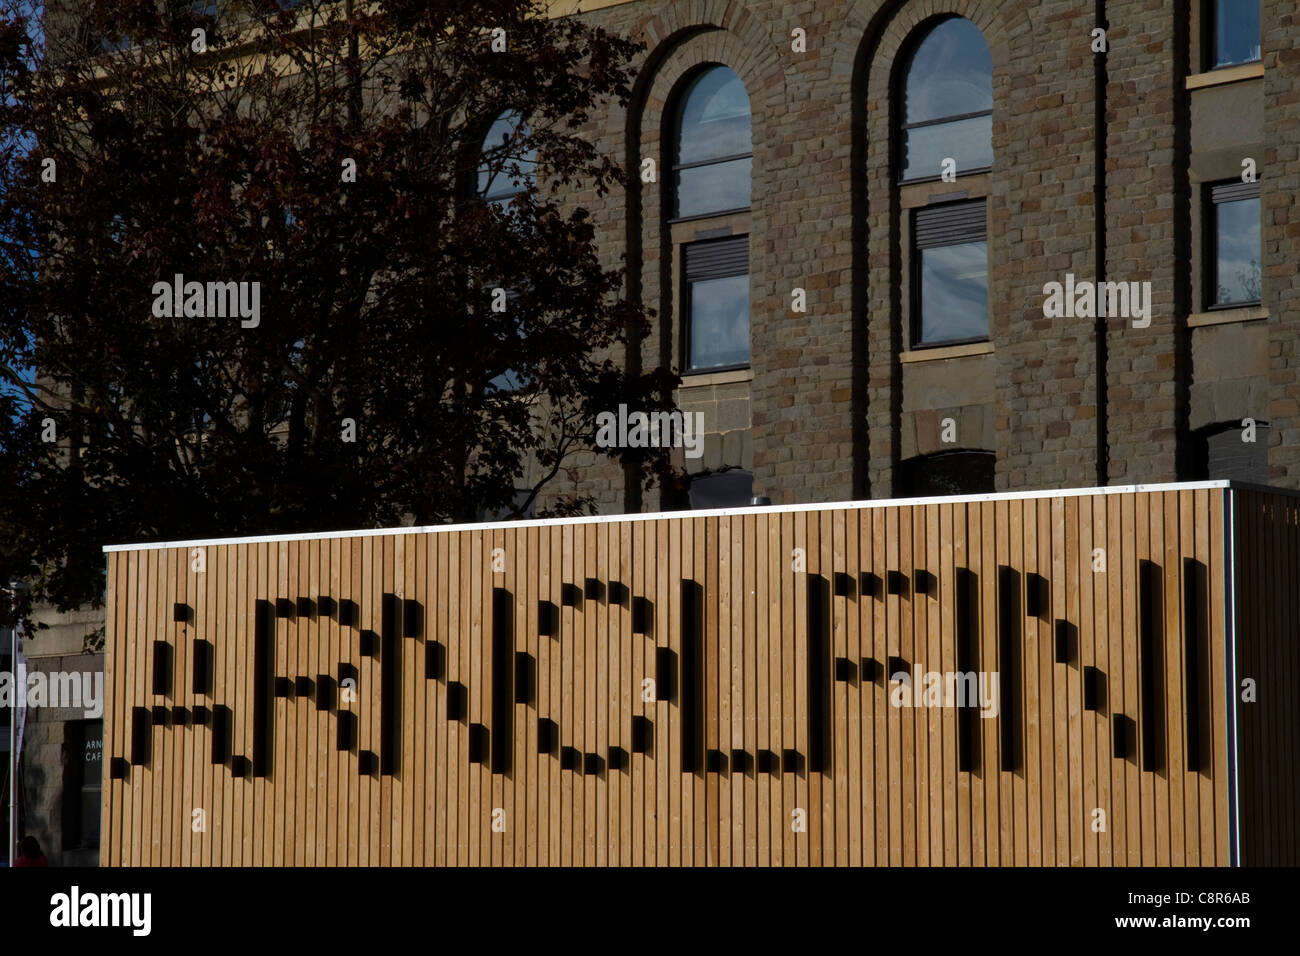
[525,0,1289,516]
[15,0,1287,864]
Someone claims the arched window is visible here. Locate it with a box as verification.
[671,65,752,374]
[476,110,536,392]
[897,17,992,349]
[899,17,992,182]
[673,66,752,219]
[478,110,536,207]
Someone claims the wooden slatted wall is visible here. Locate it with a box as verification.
[1231,488,1300,866]
[101,486,1240,865]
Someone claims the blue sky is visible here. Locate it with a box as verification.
[1,1,41,424]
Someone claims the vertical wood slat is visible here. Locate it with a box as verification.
[99,487,1283,866]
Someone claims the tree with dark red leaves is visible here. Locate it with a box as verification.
[0,0,678,623]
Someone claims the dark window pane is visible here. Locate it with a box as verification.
[675,157,752,218]
[1197,423,1267,483]
[689,471,754,509]
[901,114,993,181]
[489,368,528,392]
[486,308,530,393]
[918,240,988,345]
[477,490,538,521]
[1214,0,1261,67]
[900,451,995,496]
[81,789,101,847]
[904,18,993,125]
[100,33,133,52]
[676,67,752,165]
[82,721,103,779]
[689,273,749,370]
[1214,196,1261,306]
[0,652,9,730]
[74,720,102,849]
[479,110,536,201]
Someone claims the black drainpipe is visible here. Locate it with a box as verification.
[1094,0,1109,487]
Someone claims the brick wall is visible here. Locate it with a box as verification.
[1262,1,1300,484]
[541,0,1293,514]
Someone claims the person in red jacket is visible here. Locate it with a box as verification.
[14,835,47,867]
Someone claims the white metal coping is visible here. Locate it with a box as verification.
[101,479,1278,553]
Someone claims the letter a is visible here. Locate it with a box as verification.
[1042,282,1064,318]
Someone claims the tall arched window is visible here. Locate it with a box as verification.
[673,66,752,218]
[898,18,992,349]
[477,110,536,391]
[899,17,992,182]
[672,66,752,374]
[478,110,536,208]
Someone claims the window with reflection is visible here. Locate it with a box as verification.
[899,17,993,182]
[478,110,536,391]
[684,236,749,371]
[1207,179,1261,308]
[670,65,753,374]
[672,66,752,219]
[1208,0,1261,69]
[478,110,537,209]
[913,199,988,346]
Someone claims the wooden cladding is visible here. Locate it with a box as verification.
[99,485,1300,865]
[1231,490,1300,866]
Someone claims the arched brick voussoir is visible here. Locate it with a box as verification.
[828,0,1034,107]
[639,30,779,149]
[615,0,791,132]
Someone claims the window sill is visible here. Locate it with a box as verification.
[679,368,753,387]
[899,341,993,363]
[899,173,992,209]
[1186,62,1264,90]
[1188,306,1267,327]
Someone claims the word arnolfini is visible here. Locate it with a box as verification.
[151,274,260,328]
[596,404,704,459]
[1042,273,1152,328]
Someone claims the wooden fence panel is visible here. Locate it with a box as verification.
[100,485,1275,865]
